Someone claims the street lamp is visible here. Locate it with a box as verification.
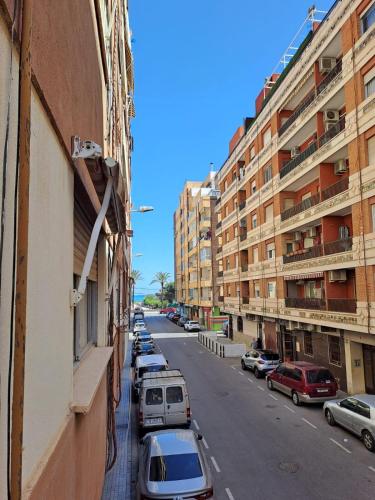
[131,205,154,213]
[134,253,143,257]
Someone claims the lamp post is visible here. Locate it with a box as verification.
[131,205,154,213]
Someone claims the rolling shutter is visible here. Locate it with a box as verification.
[74,199,98,282]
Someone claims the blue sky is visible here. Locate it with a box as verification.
[130,0,333,294]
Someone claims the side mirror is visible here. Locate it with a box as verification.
[197,434,203,441]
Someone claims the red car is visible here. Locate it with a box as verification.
[266,361,338,406]
[159,307,176,314]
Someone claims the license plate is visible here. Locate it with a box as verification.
[145,417,163,425]
[317,388,329,393]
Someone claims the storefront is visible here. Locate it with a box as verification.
[363,345,375,394]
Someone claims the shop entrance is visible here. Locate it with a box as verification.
[363,345,375,394]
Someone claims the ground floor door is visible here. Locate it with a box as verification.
[283,333,296,361]
[363,345,375,394]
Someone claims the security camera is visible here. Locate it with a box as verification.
[71,136,102,159]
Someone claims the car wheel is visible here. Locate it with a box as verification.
[254,367,261,379]
[362,430,375,452]
[267,378,274,390]
[325,409,335,426]
[241,360,246,370]
[292,391,300,406]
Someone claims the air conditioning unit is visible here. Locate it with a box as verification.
[323,109,340,122]
[306,227,317,238]
[334,159,348,175]
[294,231,302,241]
[325,121,338,132]
[291,146,300,158]
[319,57,336,73]
[329,270,347,282]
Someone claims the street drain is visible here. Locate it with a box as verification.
[278,462,299,473]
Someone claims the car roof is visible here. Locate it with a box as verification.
[147,430,198,457]
[350,394,375,406]
[283,361,329,371]
[136,354,167,368]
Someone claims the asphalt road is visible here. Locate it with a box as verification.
[138,312,375,500]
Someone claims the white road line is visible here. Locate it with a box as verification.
[193,419,200,430]
[210,456,221,473]
[231,366,237,370]
[302,418,317,429]
[247,377,254,384]
[238,371,244,376]
[268,394,278,401]
[283,404,296,413]
[257,385,265,391]
[202,437,209,449]
[329,438,351,454]
[225,487,235,500]
[369,466,375,473]
[183,342,186,345]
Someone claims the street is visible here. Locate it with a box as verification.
[135,312,375,500]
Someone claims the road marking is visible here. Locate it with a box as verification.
[238,371,244,376]
[302,418,317,429]
[369,466,375,473]
[268,394,278,401]
[257,385,265,391]
[283,404,295,413]
[193,419,200,430]
[247,378,254,384]
[329,438,351,454]
[202,437,209,449]
[183,342,186,345]
[225,487,235,500]
[231,366,237,370]
[210,456,221,473]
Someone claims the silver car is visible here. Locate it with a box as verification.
[323,394,375,452]
[137,429,213,499]
[241,349,280,378]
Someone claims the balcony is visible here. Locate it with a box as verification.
[240,233,247,242]
[242,296,249,305]
[285,297,326,310]
[285,297,356,313]
[218,271,223,278]
[216,246,223,254]
[280,177,349,222]
[218,295,224,302]
[327,298,356,313]
[280,116,346,180]
[278,60,342,137]
[241,264,248,273]
[216,221,222,229]
[283,238,352,264]
[239,201,246,211]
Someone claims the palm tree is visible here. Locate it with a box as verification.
[150,272,171,306]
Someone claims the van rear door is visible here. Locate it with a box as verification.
[143,387,165,427]
[165,385,187,425]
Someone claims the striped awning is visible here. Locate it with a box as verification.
[284,272,323,281]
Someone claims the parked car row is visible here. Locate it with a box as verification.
[241,349,375,452]
[166,311,202,332]
[131,318,213,499]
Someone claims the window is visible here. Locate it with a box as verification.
[286,241,293,254]
[226,257,230,269]
[372,204,375,231]
[74,276,98,361]
[149,453,202,482]
[265,203,273,222]
[266,242,275,260]
[254,283,260,298]
[340,398,357,412]
[235,254,239,269]
[368,136,375,165]
[356,400,371,419]
[253,246,259,263]
[252,213,257,229]
[250,145,255,159]
[166,386,183,404]
[304,332,313,356]
[234,226,238,237]
[361,3,375,34]
[263,127,271,147]
[364,67,375,99]
[264,165,272,184]
[329,336,341,366]
[251,180,257,194]
[146,388,163,405]
[306,369,334,384]
[305,281,316,299]
[267,281,276,298]
[237,316,243,332]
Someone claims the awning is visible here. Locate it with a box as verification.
[284,272,323,281]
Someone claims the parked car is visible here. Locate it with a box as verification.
[323,394,375,452]
[133,311,144,323]
[160,307,176,314]
[177,316,189,327]
[266,361,338,406]
[137,429,213,500]
[138,369,191,431]
[132,354,168,402]
[170,313,181,323]
[132,342,155,367]
[133,337,154,349]
[241,349,280,378]
[133,321,147,333]
[166,311,175,319]
[184,320,201,332]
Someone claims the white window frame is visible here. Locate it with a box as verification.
[265,204,273,222]
[263,127,271,147]
[361,2,375,34]
[364,67,375,99]
[266,242,275,260]
[368,136,375,165]
[267,281,276,298]
[264,165,272,184]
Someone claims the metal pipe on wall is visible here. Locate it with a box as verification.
[11,0,33,498]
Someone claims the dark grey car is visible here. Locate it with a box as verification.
[137,429,213,499]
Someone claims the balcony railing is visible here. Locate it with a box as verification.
[285,297,326,310]
[283,237,352,264]
[241,264,248,273]
[327,298,356,313]
[278,60,342,137]
[215,197,221,206]
[216,246,223,254]
[216,221,222,229]
[280,116,346,180]
[281,177,349,221]
[242,297,249,304]
[240,233,247,241]
[239,201,246,211]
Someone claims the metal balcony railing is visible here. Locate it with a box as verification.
[285,297,356,314]
[316,59,342,95]
[283,238,352,264]
[280,177,349,221]
[327,298,356,313]
[216,221,222,229]
[285,297,326,310]
[240,233,247,241]
[319,116,346,147]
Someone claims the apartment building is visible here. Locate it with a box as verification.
[215,0,375,395]
[0,1,134,499]
[174,173,220,327]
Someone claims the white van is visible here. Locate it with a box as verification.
[132,354,168,402]
[138,370,191,431]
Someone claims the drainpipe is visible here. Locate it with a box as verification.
[11,0,33,498]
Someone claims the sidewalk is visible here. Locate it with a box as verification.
[102,350,137,500]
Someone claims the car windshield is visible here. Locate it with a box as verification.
[149,453,202,481]
[261,353,279,360]
[306,369,335,384]
[139,365,165,377]
[190,322,199,325]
